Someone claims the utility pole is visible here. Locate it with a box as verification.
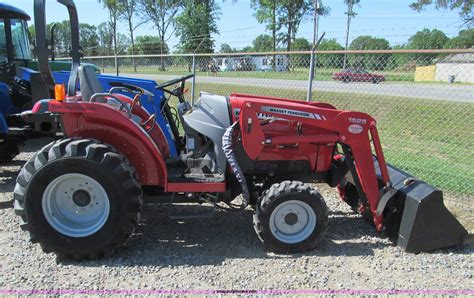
[343,0,359,69]
[306,0,320,102]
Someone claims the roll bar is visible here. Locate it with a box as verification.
[33,0,81,97]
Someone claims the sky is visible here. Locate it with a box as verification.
[3,0,466,52]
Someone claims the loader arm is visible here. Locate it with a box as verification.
[236,96,391,230]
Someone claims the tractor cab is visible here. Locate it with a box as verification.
[0,3,35,112]
[0,4,32,66]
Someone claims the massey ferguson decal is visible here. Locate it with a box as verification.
[234,108,283,120]
[348,124,364,134]
[260,106,326,120]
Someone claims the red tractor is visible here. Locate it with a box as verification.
[13,70,467,259]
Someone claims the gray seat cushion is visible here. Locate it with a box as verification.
[78,65,104,101]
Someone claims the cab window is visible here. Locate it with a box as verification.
[10,19,31,61]
[0,19,6,63]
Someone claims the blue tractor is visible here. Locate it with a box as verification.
[0,0,173,163]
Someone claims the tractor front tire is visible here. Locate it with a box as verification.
[0,139,23,163]
[253,181,328,253]
[13,138,142,260]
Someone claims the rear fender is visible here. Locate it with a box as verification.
[52,71,178,157]
[48,100,167,186]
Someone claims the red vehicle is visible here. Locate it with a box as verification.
[13,71,467,259]
[10,0,466,260]
[332,68,385,83]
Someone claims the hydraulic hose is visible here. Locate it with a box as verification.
[222,121,249,208]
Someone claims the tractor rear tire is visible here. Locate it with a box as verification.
[13,138,142,260]
[253,181,328,253]
[0,140,23,163]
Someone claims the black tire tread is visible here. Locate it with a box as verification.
[253,180,328,253]
[14,138,142,260]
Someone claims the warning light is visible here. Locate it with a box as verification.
[55,84,66,101]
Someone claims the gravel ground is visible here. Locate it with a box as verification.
[0,138,472,292]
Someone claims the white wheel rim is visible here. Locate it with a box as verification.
[269,200,317,244]
[42,173,110,238]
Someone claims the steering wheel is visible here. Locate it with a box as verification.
[155,73,194,91]
[0,62,31,99]
[109,82,155,98]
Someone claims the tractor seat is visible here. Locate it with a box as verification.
[78,65,105,102]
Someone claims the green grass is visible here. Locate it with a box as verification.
[180,81,473,196]
[102,66,417,82]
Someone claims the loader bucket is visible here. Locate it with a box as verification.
[376,164,468,253]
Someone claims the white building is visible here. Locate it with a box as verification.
[215,57,236,71]
[252,55,289,72]
[435,53,474,83]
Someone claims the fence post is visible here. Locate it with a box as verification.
[191,54,196,105]
[115,53,119,76]
[306,0,320,102]
[307,52,316,102]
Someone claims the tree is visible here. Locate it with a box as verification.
[277,0,311,51]
[406,29,449,64]
[134,35,169,55]
[292,37,311,50]
[97,22,113,55]
[241,45,254,52]
[253,34,273,52]
[98,0,121,75]
[410,0,473,27]
[47,21,71,57]
[133,35,168,68]
[349,35,391,69]
[139,0,182,70]
[407,28,449,49]
[444,29,474,49]
[119,0,147,72]
[28,25,35,42]
[291,37,311,67]
[277,0,329,51]
[80,23,99,56]
[219,43,234,53]
[343,0,360,69]
[251,0,281,54]
[350,35,390,50]
[317,38,344,68]
[175,0,219,54]
[117,33,131,54]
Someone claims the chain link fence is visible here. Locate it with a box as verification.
[73,49,474,197]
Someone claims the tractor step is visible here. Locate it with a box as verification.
[167,173,225,183]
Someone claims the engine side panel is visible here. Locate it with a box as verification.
[183,94,231,171]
